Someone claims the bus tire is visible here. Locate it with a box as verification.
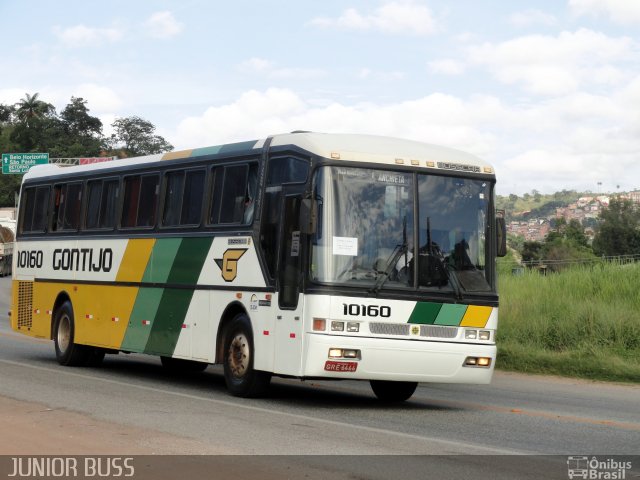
[370,380,418,402]
[160,356,208,373]
[223,313,271,397]
[53,301,90,366]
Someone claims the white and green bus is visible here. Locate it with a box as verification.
[11,132,506,401]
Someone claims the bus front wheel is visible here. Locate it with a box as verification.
[370,380,418,402]
[223,313,271,397]
[53,301,90,366]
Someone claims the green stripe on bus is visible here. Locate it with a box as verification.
[120,238,183,351]
[408,302,442,324]
[434,304,468,326]
[144,237,213,356]
[142,238,182,283]
[120,288,164,352]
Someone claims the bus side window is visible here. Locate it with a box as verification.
[219,165,249,224]
[19,186,50,234]
[162,171,185,226]
[62,183,82,230]
[122,174,159,228]
[85,181,102,229]
[99,180,119,229]
[122,176,141,228]
[51,183,82,232]
[181,170,205,225]
[86,179,119,230]
[208,164,255,226]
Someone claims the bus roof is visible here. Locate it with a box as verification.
[23,132,494,181]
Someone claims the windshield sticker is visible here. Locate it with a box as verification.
[333,236,358,256]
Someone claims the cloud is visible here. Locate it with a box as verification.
[52,24,124,47]
[75,84,124,112]
[310,1,438,36]
[508,9,558,27]
[467,29,636,95]
[428,59,466,75]
[238,58,326,80]
[569,0,640,25]
[144,11,184,39]
[170,84,640,194]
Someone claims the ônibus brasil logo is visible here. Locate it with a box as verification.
[567,456,632,480]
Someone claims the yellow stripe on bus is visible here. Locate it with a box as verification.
[116,239,156,282]
[459,305,493,328]
[161,149,193,160]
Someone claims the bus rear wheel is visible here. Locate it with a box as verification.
[53,301,90,366]
[223,313,271,397]
[370,380,418,402]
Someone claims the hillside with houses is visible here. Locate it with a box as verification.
[497,190,640,242]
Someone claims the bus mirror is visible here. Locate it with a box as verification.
[300,198,317,234]
[496,216,507,257]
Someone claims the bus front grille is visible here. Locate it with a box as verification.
[420,325,458,339]
[17,281,33,329]
[369,323,410,336]
[369,322,459,339]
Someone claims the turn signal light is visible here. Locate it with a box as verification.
[313,318,327,331]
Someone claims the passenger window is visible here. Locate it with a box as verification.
[182,170,205,225]
[209,164,257,225]
[100,180,118,229]
[85,179,119,230]
[163,169,205,227]
[19,186,50,234]
[52,182,82,231]
[122,174,159,228]
[163,171,184,226]
[219,165,248,224]
[85,181,102,229]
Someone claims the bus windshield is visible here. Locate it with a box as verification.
[310,166,493,294]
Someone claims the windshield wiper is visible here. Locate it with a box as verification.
[369,217,408,295]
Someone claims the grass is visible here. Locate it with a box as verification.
[496,261,640,383]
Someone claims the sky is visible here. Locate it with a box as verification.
[1,0,639,195]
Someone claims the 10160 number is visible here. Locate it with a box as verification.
[342,303,391,317]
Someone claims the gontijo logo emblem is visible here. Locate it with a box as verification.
[215,249,247,282]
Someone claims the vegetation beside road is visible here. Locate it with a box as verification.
[496,260,640,383]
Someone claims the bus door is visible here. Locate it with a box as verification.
[273,193,304,375]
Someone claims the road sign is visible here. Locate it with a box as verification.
[2,153,49,174]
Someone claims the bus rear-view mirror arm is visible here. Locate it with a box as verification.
[496,216,507,257]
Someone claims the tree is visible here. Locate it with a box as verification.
[521,241,543,264]
[59,97,104,157]
[107,116,173,157]
[592,198,640,257]
[60,97,102,137]
[14,93,55,125]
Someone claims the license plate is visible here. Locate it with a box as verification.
[324,361,358,372]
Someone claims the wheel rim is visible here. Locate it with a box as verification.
[57,314,71,353]
[228,333,249,378]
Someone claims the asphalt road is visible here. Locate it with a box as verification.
[0,276,638,479]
